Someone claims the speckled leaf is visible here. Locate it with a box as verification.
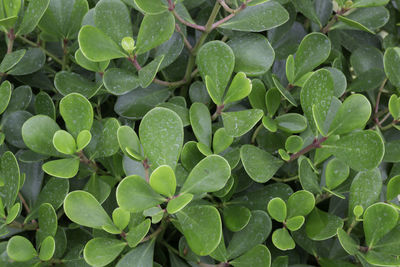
[139,55,165,88]
[325,158,349,190]
[60,93,93,137]
[0,49,26,73]
[300,69,334,135]
[55,71,102,98]
[7,48,45,75]
[0,152,20,208]
[384,47,400,88]
[240,145,283,183]
[22,115,62,157]
[35,91,56,119]
[139,107,183,170]
[219,1,289,32]
[136,12,175,55]
[104,68,140,95]
[17,0,50,35]
[222,109,264,137]
[176,205,222,256]
[275,113,308,133]
[197,41,235,105]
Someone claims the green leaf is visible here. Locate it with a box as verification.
[126,219,151,248]
[22,115,62,157]
[325,158,349,190]
[166,193,193,214]
[180,155,231,194]
[275,113,308,134]
[286,216,305,231]
[337,228,359,255]
[305,208,344,241]
[84,238,126,267]
[64,190,113,228]
[75,48,109,73]
[116,175,166,212]
[223,205,252,232]
[139,55,164,88]
[384,47,400,88]
[294,33,331,81]
[7,48,45,75]
[43,158,80,179]
[53,130,76,155]
[34,91,55,119]
[213,128,233,154]
[364,203,399,248]
[227,210,272,259]
[348,169,382,222]
[388,94,400,120]
[177,205,222,256]
[329,94,371,135]
[0,81,11,115]
[326,131,385,171]
[77,130,92,151]
[139,107,183,170]
[293,0,321,27]
[5,203,20,224]
[272,228,295,251]
[54,71,102,99]
[7,236,37,262]
[117,240,155,267]
[351,0,389,7]
[104,68,140,95]
[60,93,93,137]
[300,69,334,135]
[299,157,322,194]
[16,0,50,35]
[285,135,303,153]
[189,102,212,148]
[39,236,55,261]
[227,33,275,76]
[373,225,400,256]
[94,0,132,44]
[117,126,143,160]
[0,49,26,73]
[134,0,168,14]
[197,41,235,105]
[230,245,271,267]
[271,75,297,107]
[136,12,175,55]
[387,175,400,201]
[224,72,252,104]
[240,145,283,183]
[78,25,127,62]
[39,0,89,40]
[331,7,389,33]
[218,1,289,32]
[286,55,295,84]
[0,151,20,208]
[222,109,264,137]
[287,190,315,218]
[267,197,287,223]
[149,165,176,198]
[249,79,267,112]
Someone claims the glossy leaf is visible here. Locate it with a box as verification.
[222,109,264,137]
[223,205,252,232]
[189,102,212,147]
[149,165,176,197]
[7,236,37,262]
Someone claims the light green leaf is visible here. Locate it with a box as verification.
[149,165,176,198]
[180,155,231,194]
[84,238,126,267]
[325,131,385,171]
[166,193,193,214]
[136,12,175,55]
[223,205,252,232]
[22,115,62,157]
[305,208,344,241]
[286,216,305,231]
[224,72,252,104]
[275,113,308,134]
[7,236,37,262]
[53,130,76,155]
[267,197,287,223]
[213,128,233,154]
[116,175,166,212]
[139,107,183,170]
[388,94,400,120]
[0,81,12,115]
[5,203,20,224]
[139,55,164,88]
[0,151,20,208]
[39,236,55,261]
[219,1,289,32]
[134,0,168,14]
[240,145,283,183]
[222,109,264,137]
[177,205,222,256]
[189,102,212,148]
[197,41,235,105]
[329,94,371,135]
[272,228,295,251]
[285,135,303,153]
[337,228,359,255]
[300,69,334,135]
[75,48,110,72]
[227,33,275,76]
[38,203,57,244]
[117,126,143,160]
[64,190,113,228]
[287,190,315,218]
[77,130,92,151]
[126,219,151,248]
[17,0,50,35]
[230,245,271,267]
[78,25,127,62]
[294,33,331,81]
[227,210,272,259]
[387,175,400,201]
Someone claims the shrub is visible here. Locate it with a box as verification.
[0,0,399,266]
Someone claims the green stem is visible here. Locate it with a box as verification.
[380,120,398,131]
[271,175,299,183]
[251,123,263,144]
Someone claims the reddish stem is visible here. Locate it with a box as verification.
[289,136,328,162]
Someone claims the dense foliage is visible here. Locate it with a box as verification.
[0,0,400,266]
